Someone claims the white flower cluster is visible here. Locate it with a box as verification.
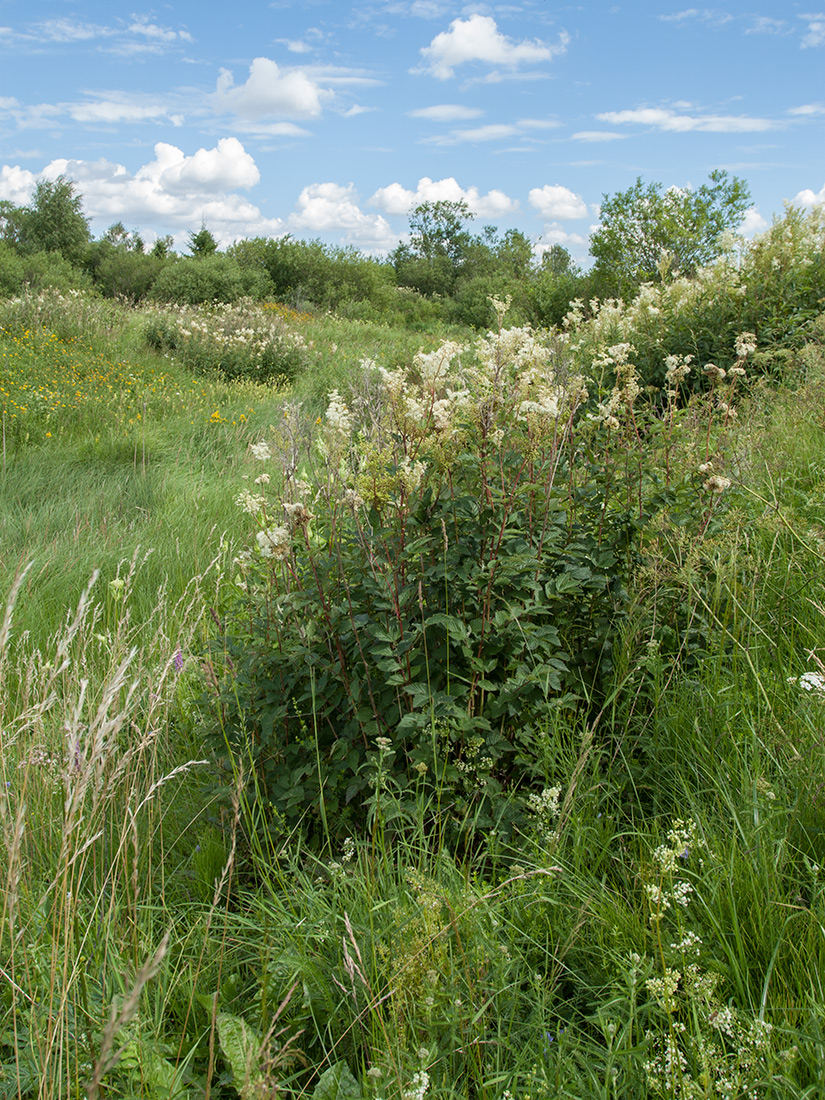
[256,525,291,560]
[788,670,825,697]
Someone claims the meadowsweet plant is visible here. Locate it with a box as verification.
[561,204,825,391]
[632,819,783,1099]
[211,300,737,846]
[144,297,309,384]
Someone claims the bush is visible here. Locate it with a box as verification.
[210,306,738,848]
[562,205,825,392]
[0,246,90,297]
[93,249,164,301]
[150,254,272,305]
[229,236,395,312]
[144,298,308,384]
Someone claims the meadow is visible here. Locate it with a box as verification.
[2,206,825,1099]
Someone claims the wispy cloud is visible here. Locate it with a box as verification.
[571,130,626,142]
[407,103,484,120]
[2,15,193,56]
[659,9,734,27]
[423,116,560,146]
[597,105,777,133]
[788,102,825,116]
[800,12,825,47]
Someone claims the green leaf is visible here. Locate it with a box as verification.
[312,1061,362,1100]
[216,1011,264,1097]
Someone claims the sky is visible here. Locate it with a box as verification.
[1,0,824,262]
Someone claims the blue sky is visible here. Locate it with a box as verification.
[1,0,823,260]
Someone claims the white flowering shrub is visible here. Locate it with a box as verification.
[562,204,825,392]
[144,298,308,384]
[212,302,745,846]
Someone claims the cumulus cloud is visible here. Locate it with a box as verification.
[596,106,777,132]
[214,58,332,120]
[794,182,825,206]
[286,182,396,249]
[739,207,769,235]
[534,222,591,262]
[147,138,260,193]
[408,103,484,121]
[369,176,517,217]
[0,164,37,205]
[415,14,568,79]
[0,140,280,247]
[529,184,588,220]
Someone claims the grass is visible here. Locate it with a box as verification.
[1,285,825,1098]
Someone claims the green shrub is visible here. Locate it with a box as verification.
[210,306,737,847]
[0,246,90,297]
[150,254,272,305]
[563,205,825,391]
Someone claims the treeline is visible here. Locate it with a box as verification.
[0,168,786,330]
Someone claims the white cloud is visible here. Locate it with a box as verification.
[369,176,517,218]
[35,18,110,42]
[0,164,37,205]
[22,15,192,54]
[214,58,331,120]
[416,14,568,79]
[789,103,825,115]
[800,12,825,47]
[659,9,734,26]
[126,19,192,44]
[408,103,484,120]
[571,130,626,142]
[287,182,396,249]
[739,207,769,235]
[529,184,588,220]
[1,140,279,247]
[426,122,519,144]
[147,138,260,193]
[534,222,591,262]
[596,106,777,132]
[794,182,825,207]
[69,96,172,125]
[383,0,448,16]
[423,116,559,146]
[745,16,787,35]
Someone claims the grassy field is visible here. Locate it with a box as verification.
[2,282,825,1099]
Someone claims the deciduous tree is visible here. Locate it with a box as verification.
[589,170,751,299]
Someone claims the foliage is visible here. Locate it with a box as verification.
[564,204,825,390]
[144,298,309,383]
[589,170,751,299]
[0,175,92,266]
[4,288,825,1098]
[211,305,743,846]
[151,254,272,305]
[188,224,219,257]
[230,235,396,312]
